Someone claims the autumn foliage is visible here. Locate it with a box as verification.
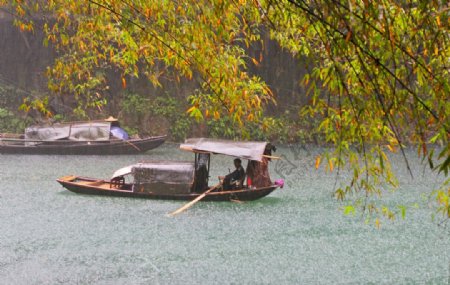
[1,0,449,224]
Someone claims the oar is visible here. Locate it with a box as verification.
[168,183,221,217]
[123,139,141,152]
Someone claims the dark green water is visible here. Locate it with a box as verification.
[0,144,449,284]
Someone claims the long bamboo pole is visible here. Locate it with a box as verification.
[168,183,221,216]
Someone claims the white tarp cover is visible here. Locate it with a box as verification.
[68,122,111,141]
[180,138,267,161]
[25,122,111,141]
[25,125,71,141]
[112,162,195,184]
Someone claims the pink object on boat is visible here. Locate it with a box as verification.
[274,179,284,188]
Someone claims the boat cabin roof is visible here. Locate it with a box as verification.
[180,138,268,162]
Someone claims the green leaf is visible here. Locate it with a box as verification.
[343,205,356,216]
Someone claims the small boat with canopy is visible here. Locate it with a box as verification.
[0,120,166,155]
[56,138,284,202]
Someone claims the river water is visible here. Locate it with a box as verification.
[0,144,449,284]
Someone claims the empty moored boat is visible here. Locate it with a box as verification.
[0,120,166,155]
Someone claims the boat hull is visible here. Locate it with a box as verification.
[0,136,166,155]
[56,176,278,202]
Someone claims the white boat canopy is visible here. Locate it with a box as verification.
[111,161,195,184]
[111,164,134,179]
[180,138,267,162]
[25,122,111,142]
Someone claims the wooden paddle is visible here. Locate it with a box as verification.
[123,139,141,152]
[168,183,221,217]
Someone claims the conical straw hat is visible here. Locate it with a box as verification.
[105,116,118,122]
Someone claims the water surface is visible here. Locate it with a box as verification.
[0,144,449,284]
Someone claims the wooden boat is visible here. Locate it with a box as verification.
[0,121,166,155]
[0,135,166,155]
[57,138,283,202]
[57,176,278,201]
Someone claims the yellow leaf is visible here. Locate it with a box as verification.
[315,155,321,169]
[375,218,380,229]
[345,31,352,42]
[389,27,395,44]
[406,46,412,55]
[436,16,441,27]
[145,8,152,18]
[251,57,259,66]
[121,77,127,89]
[329,159,334,172]
[386,144,395,153]
[186,106,196,114]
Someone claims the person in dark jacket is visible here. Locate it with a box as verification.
[221,158,246,190]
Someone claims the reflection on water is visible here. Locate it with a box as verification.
[0,144,449,284]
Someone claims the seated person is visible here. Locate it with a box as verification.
[219,158,246,190]
[105,116,129,140]
[246,144,275,188]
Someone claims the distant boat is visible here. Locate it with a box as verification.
[0,121,166,155]
[57,138,283,201]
